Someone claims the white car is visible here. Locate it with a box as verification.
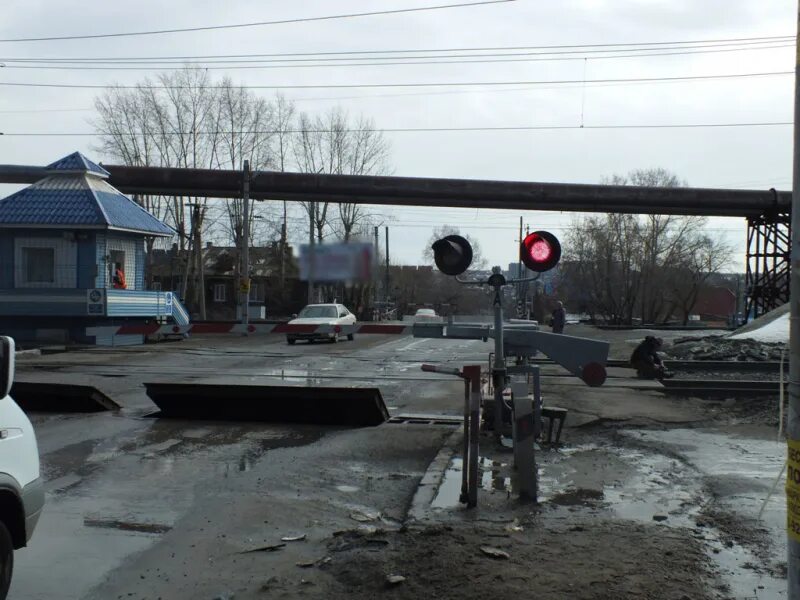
[0,337,43,599]
[286,303,357,344]
[414,308,440,322]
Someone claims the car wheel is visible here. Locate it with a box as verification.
[287,337,296,345]
[347,334,354,341]
[0,521,13,600]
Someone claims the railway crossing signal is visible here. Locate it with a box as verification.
[431,234,473,276]
[520,230,561,273]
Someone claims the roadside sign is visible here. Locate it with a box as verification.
[165,292,173,308]
[87,288,104,315]
[299,242,373,282]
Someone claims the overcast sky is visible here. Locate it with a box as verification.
[0,0,794,270]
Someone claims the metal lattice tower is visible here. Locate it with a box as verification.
[745,209,790,321]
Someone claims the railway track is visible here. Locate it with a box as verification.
[659,379,785,396]
[532,357,784,373]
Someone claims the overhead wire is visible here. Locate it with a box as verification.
[0,38,791,66]
[0,122,791,136]
[0,0,515,43]
[0,33,792,60]
[0,70,791,90]
[1,43,792,71]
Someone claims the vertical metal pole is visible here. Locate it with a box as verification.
[385,226,390,308]
[464,365,482,508]
[492,280,505,441]
[511,378,536,501]
[460,375,470,504]
[374,226,380,317]
[788,3,800,596]
[241,160,250,328]
[518,216,524,294]
[307,202,315,305]
[532,364,542,440]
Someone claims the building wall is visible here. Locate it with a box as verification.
[13,233,78,288]
[0,234,12,289]
[77,233,97,288]
[96,233,143,290]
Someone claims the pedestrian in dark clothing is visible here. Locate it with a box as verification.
[630,336,673,379]
[551,301,566,334]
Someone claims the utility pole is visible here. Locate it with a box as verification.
[518,216,524,310]
[240,160,250,327]
[374,226,380,317]
[788,3,800,596]
[384,226,390,309]
[280,200,287,291]
[308,202,315,304]
[196,204,206,320]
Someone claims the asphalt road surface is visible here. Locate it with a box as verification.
[10,332,484,599]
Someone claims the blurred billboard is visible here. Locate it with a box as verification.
[298,242,374,282]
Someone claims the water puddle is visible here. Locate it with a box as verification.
[336,485,360,493]
[428,431,787,598]
[431,457,512,508]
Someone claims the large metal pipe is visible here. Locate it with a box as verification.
[0,163,790,217]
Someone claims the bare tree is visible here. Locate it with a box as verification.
[94,69,225,318]
[294,108,391,243]
[563,168,731,324]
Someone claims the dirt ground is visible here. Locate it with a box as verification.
[311,520,715,600]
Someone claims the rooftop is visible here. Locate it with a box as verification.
[0,152,173,237]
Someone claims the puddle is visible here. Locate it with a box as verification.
[336,485,360,493]
[83,518,172,534]
[430,432,788,598]
[431,457,511,508]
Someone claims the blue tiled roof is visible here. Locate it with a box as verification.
[46,151,110,178]
[0,157,174,236]
[94,190,174,236]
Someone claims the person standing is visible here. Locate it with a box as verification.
[551,301,566,334]
[112,264,127,289]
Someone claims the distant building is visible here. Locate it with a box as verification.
[149,242,301,320]
[0,152,186,345]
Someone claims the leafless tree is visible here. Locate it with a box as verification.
[293,108,391,243]
[563,168,732,325]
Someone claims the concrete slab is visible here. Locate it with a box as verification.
[145,382,390,427]
[11,381,121,412]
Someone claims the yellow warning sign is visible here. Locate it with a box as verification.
[787,440,800,542]
[239,278,251,294]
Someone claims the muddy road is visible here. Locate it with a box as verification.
[8,327,790,599]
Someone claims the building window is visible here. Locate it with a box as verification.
[213,283,226,303]
[22,247,55,284]
[249,283,265,303]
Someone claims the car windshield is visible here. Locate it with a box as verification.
[298,306,338,318]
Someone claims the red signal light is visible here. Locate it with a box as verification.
[520,231,561,272]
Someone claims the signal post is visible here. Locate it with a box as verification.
[427,228,607,505]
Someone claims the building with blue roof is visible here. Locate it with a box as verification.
[0,152,189,345]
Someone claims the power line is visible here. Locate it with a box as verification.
[0,70,791,90]
[0,121,792,137]
[0,1,515,43]
[0,34,791,60]
[2,38,791,65]
[1,43,792,71]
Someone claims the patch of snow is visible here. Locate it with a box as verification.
[729,312,789,343]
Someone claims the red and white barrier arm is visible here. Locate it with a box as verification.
[86,322,415,338]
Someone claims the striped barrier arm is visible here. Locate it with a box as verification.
[86,322,416,338]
